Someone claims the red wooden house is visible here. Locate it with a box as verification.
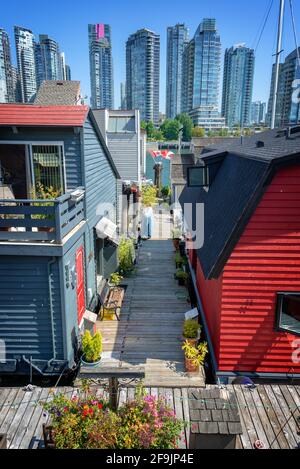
[180,128,300,382]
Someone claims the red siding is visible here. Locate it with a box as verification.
[195,257,222,362]
[219,164,300,374]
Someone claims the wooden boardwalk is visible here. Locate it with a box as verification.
[0,384,299,449]
[94,236,205,387]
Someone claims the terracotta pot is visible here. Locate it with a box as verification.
[183,338,198,348]
[185,357,199,373]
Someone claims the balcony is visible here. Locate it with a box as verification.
[0,189,85,244]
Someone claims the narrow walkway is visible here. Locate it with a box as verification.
[93,211,205,387]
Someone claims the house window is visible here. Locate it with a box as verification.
[32,145,65,197]
[276,293,300,335]
[187,166,209,187]
[108,116,135,133]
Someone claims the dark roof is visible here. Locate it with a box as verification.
[171,154,194,185]
[34,81,81,106]
[189,388,243,435]
[180,128,300,279]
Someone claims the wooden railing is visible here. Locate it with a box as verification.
[0,190,85,243]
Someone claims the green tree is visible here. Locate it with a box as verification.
[175,113,193,142]
[160,119,181,140]
[191,127,205,138]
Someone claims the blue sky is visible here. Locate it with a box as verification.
[2,0,300,111]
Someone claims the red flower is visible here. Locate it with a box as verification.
[89,408,93,415]
[83,410,89,416]
[98,403,103,409]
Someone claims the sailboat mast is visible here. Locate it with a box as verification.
[271,0,285,129]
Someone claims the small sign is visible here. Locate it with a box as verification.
[185,308,199,321]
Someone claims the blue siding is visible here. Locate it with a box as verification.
[83,118,117,226]
[0,127,82,189]
[0,257,64,361]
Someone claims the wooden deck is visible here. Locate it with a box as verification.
[92,236,205,387]
[0,384,299,449]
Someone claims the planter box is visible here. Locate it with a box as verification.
[43,425,55,449]
[185,357,199,373]
[0,434,7,449]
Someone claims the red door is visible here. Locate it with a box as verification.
[76,246,85,325]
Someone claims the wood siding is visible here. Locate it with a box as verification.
[195,257,222,363]
[219,164,300,374]
[107,133,140,182]
[0,257,64,363]
[83,118,117,226]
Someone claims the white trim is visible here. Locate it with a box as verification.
[0,140,65,146]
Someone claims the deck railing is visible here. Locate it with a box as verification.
[0,189,85,243]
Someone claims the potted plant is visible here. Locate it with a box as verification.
[33,183,60,232]
[175,252,183,269]
[118,238,135,275]
[183,319,201,347]
[81,330,102,366]
[171,228,182,251]
[109,272,123,288]
[175,269,189,286]
[182,341,208,373]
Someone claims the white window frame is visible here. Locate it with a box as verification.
[0,141,67,197]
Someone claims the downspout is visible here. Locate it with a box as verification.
[48,257,57,359]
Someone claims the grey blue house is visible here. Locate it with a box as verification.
[0,104,120,377]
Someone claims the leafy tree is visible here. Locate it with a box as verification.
[217,128,229,137]
[160,119,181,140]
[175,113,193,142]
[191,127,205,138]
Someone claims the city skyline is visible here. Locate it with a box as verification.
[2,0,300,112]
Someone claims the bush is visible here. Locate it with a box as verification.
[118,238,135,273]
[175,270,189,280]
[161,186,171,198]
[183,320,200,339]
[182,341,208,367]
[110,272,123,287]
[141,185,157,207]
[82,331,102,363]
[43,387,184,449]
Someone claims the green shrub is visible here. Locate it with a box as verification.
[182,341,208,367]
[183,320,200,339]
[175,270,189,280]
[141,185,157,207]
[110,272,123,287]
[82,331,102,363]
[161,186,171,198]
[118,238,135,273]
[175,252,183,265]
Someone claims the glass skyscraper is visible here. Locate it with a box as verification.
[126,29,160,125]
[222,44,255,128]
[88,24,114,109]
[251,101,266,125]
[266,47,300,128]
[0,28,15,103]
[166,24,189,119]
[14,26,37,103]
[35,35,64,87]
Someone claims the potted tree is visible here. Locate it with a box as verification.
[183,320,201,347]
[109,272,123,288]
[171,228,182,252]
[81,330,103,366]
[175,269,189,286]
[182,341,208,373]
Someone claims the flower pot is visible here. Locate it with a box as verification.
[81,356,102,367]
[183,338,198,348]
[43,425,55,449]
[173,239,180,251]
[0,434,7,449]
[178,278,185,286]
[185,357,199,373]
